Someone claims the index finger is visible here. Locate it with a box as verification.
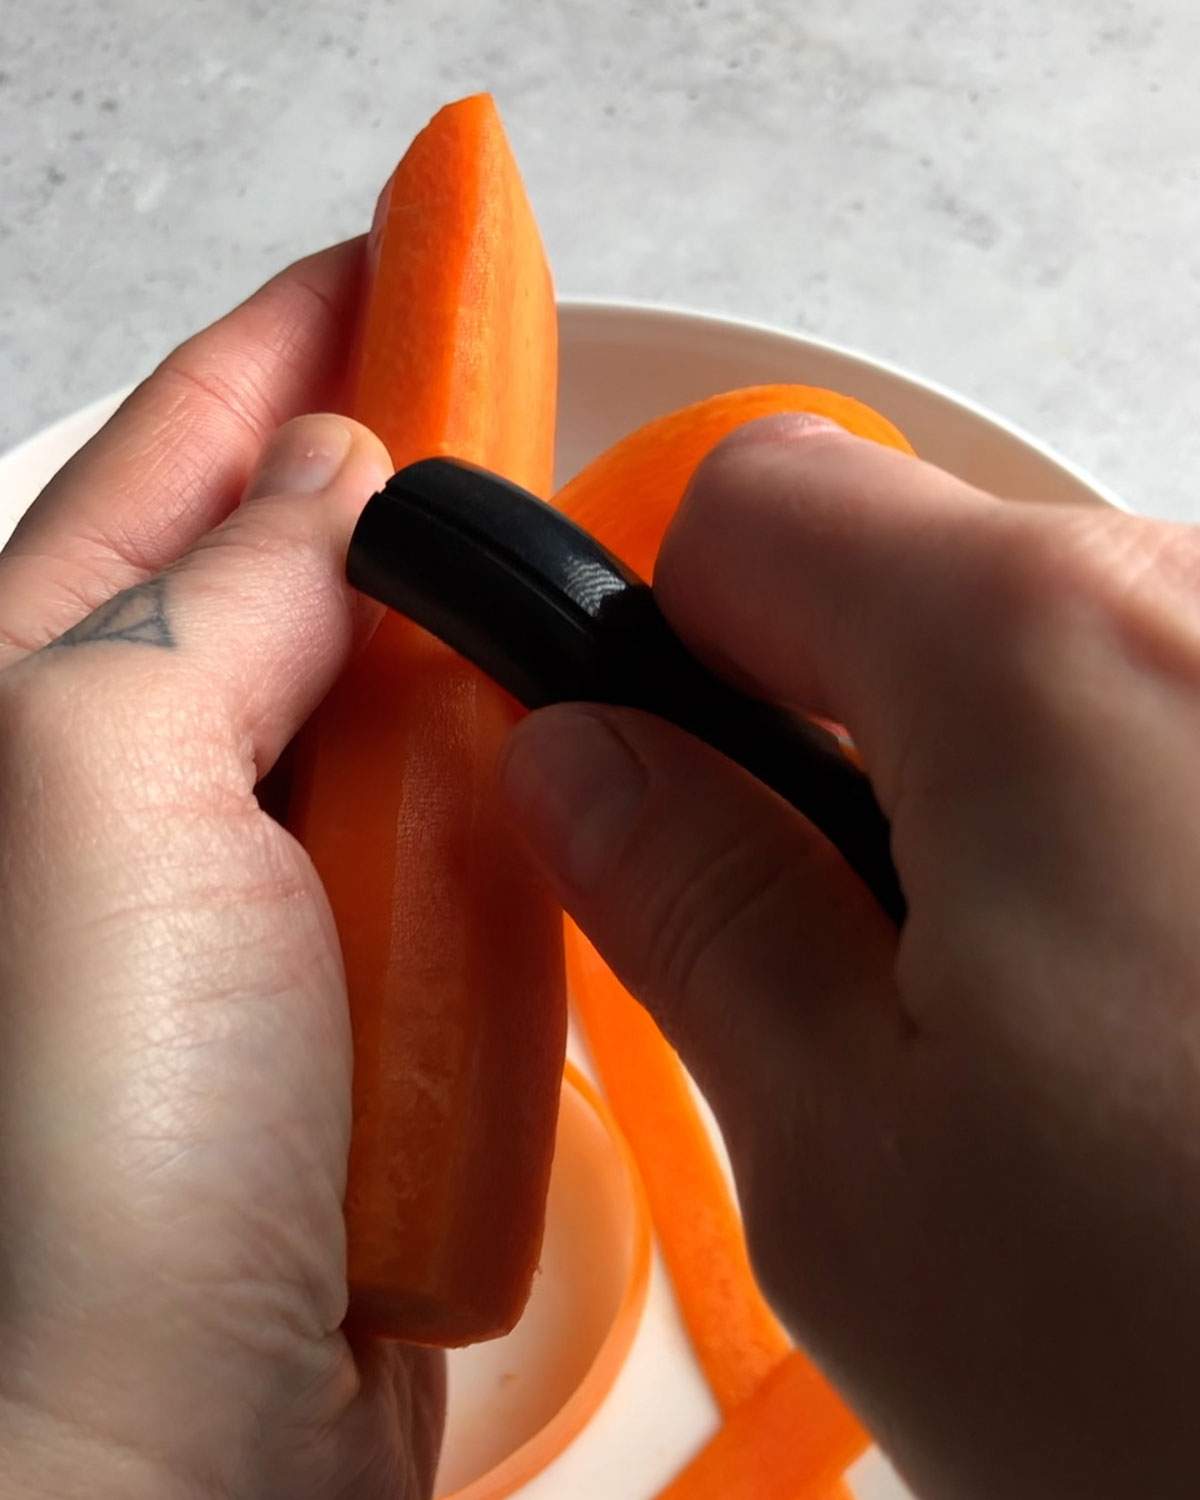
[0,238,366,665]
[653,415,1007,810]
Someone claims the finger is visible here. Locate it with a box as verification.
[653,414,1006,808]
[499,703,905,1183]
[6,413,390,786]
[323,1341,445,1500]
[0,238,366,667]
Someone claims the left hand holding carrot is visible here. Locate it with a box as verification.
[0,244,443,1500]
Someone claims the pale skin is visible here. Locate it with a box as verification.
[1,243,1197,1500]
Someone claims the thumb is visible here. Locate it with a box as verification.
[3,412,393,871]
[499,702,904,1178]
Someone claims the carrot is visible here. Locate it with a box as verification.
[569,930,865,1496]
[653,1350,869,1500]
[352,95,557,491]
[443,1064,654,1500]
[288,95,564,1345]
[558,390,903,1481]
[568,923,868,1496]
[567,922,791,1412]
[555,383,914,579]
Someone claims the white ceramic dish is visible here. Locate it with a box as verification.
[0,301,1116,1500]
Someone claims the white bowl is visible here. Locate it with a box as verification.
[1,299,1117,552]
[0,301,1115,1500]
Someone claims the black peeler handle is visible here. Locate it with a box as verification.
[347,457,905,924]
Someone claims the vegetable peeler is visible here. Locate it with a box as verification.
[346,457,905,924]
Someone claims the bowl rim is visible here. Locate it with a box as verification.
[556,295,1126,511]
[440,1063,653,1500]
[4,298,1123,514]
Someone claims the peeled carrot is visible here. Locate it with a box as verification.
[443,1064,654,1500]
[288,95,564,1345]
[352,95,557,491]
[555,383,914,579]
[653,1350,869,1500]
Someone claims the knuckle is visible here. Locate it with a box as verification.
[638,821,792,1022]
[967,509,1200,696]
[155,346,282,450]
[987,512,1122,623]
[988,510,1182,639]
[1108,521,1200,677]
[194,497,327,581]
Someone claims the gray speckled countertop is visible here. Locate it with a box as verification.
[3,0,1199,519]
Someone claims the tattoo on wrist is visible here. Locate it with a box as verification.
[48,578,175,651]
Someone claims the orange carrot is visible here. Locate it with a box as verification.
[288,95,564,1345]
[352,95,557,491]
[567,922,791,1414]
[559,389,904,1481]
[653,1350,869,1500]
[556,383,914,579]
[570,926,863,1495]
[443,1064,654,1500]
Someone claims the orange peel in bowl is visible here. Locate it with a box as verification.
[554,382,915,580]
[435,1063,652,1499]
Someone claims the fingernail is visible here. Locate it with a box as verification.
[673,411,847,531]
[246,414,355,500]
[716,411,845,452]
[501,708,648,894]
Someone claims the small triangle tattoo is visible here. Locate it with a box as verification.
[50,577,175,650]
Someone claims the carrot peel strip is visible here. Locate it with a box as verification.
[653,1350,870,1500]
[566,920,793,1413]
[555,381,914,581]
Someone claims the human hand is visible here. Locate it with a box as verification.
[501,415,1200,1500]
[0,243,443,1499]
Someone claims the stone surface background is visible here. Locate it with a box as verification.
[3,0,1198,517]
